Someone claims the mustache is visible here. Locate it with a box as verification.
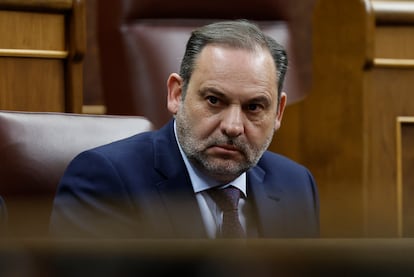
[207,136,248,153]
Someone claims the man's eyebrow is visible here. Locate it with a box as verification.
[198,87,226,98]
[199,87,273,105]
[249,95,272,104]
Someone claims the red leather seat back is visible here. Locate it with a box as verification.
[0,110,153,237]
[97,0,315,128]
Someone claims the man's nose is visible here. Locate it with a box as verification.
[221,106,244,137]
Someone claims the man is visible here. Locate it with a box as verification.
[50,20,319,238]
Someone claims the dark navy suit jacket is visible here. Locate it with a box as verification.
[50,120,319,238]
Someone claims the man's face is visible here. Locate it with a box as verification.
[167,45,286,183]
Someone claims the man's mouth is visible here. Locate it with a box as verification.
[216,144,239,150]
[208,144,241,155]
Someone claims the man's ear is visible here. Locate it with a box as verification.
[167,73,183,115]
[274,92,287,130]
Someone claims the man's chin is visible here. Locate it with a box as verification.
[203,160,247,178]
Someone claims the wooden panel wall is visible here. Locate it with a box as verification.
[396,117,414,237]
[82,0,105,114]
[0,0,85,113]
[270,0,414,237]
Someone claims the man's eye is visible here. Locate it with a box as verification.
[247,103,259,111]
[207,96,219,104]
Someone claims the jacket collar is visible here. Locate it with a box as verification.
[152,120,207,238]
[151,120,284,238]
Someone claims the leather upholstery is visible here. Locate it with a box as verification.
[0,110,153,237]
[97,0,315,128]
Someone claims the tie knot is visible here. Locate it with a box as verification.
[208,186,241,212]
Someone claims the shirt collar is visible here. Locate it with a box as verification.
[174,120,247,197]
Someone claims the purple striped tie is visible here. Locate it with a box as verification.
[208,186,245,238]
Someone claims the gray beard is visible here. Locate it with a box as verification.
[175,107,273,182]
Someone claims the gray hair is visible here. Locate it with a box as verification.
[179,20,288,99]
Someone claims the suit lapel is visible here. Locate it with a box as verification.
[156,177,207,238]
[247,166,285,238]
[151,121,207,238]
